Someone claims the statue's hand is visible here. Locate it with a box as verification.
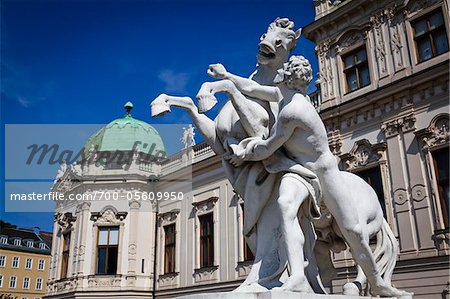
[235,137,263,161]
[224,153,245,167]
[207,63,227,79]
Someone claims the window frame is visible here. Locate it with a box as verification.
[96,226,119,275]
[0,255,5,267]
[60,231,71,279]
[25,257,33,270]
[9,276,17,289]
[198,213,214,268]
[163,223,176,274]
[38,259,45,271]
[12,256,19,268]
[35,277,43,290]
[342,46,371,94]
[411,9,449,63]
[431,146,449,229]
[23,276,30,289]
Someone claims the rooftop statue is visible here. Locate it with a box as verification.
[151,17,412,298]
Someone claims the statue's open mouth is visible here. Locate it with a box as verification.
[258,50,275,59]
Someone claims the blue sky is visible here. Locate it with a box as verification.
[1,0,317,231]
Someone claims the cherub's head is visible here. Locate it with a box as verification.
[274,55,312,92]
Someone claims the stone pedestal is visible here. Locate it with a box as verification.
[176,292,397,299]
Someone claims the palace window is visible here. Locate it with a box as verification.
[96,226,119,274]
[9,276,17,288]
[0,255,5,267]
[432,147,449,228]
[61,232,70,279]
[35,278,43,290]
[38,259,45,271]
[412,10,449,63]
[26,240,34,248]
[355,166,387,218]
[12,256,19,268]
[23,277,30,289]
[343,47,371,93]
[0,275,3,287]
[199,213,214,268]
[0,236,7,244]
[240,203,254,261]
[163,224,176,274]
[14,239,21,246]
[25,258,32,270]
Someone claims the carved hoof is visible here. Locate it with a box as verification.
[343,282,361,296]
[151,94,171,117]
[196,93,218,113]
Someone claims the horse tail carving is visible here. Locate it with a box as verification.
[373,219,398,284]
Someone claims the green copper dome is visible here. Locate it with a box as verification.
[83,102,166,157]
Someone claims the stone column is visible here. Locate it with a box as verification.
[127,200,141,284]
[382,116,417,252]
[77,202,91,276]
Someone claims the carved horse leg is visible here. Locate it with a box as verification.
[151,94,225,155]
[197,80,269,138]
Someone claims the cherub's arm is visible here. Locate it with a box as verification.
[208,64,281,102]
[242,115,296,161]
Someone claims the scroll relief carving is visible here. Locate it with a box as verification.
[382,114,416,138]
[415,114,450,149]
[54,212,77,230]
[370,11,388,76]
[158,209,180,226]
[385,6,405,70]
[340,139,387,171]
[192,196,218,215]
[91,208,127,225]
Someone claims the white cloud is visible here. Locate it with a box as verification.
[17,96,32,108]
[157,69,190,93]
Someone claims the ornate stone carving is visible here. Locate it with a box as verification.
[393,188,408,205]
[159,209,180,226]
[193,265,219,283]
[87,275,122,287]
[415,114,450,149]
[341,31,363,49]
[192,197,218,215]
[54,212,76,230]
[411,184,426,202]
[91,208,127,225]
[382,114,416,138]
[128,243,137,255]
[158,272,179,288]
[370,11,387,76]
[340,139,387,171]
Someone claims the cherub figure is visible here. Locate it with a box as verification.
[209,56,411,297]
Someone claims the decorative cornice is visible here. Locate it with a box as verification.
[158,209,181,226]
[192,196,218,214]
[382,114,416,138]
[91,208,127,225]
[54,212,77,230]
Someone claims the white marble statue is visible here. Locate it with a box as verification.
[152,18,319,293]
[206,56,411,297]
[181,124,196,148]
[54,160,67,184]
[151,17,411,298]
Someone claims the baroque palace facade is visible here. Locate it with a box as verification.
[45,0,449,298]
